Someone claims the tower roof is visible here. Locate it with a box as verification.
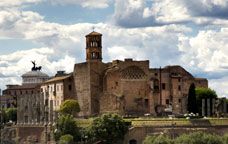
[86,31,102,37]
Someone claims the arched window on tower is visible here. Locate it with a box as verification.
[91,52,96,59]
[96,52,100,59]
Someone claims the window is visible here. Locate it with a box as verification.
[162,83,166,90]
[155,73,158,76]
[68,85,72,91]
[179,99,182,103]
[166,99,169,105]
[91,52,96,59]
[178,78,181,82]
[178,85,181,91]
[115,81,118,86]
[145,99,149,108]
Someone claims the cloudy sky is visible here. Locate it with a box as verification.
[0,0,228,97]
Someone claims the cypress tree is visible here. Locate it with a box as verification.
[187,83,198,114]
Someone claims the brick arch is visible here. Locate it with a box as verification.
[121,66,146,79]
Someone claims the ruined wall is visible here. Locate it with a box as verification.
[89,61,107,115]
[74,62,91,117]
[63,74,77,100]
[149,66,208,114]
[101,59,152,115]
[74,61,106,117]
[17,93,45,125]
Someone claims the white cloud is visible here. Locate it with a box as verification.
[0,0,42,8]
[0,47,76,90]
[113,0,228,27]
[0,0,228,97]
[210,76,228,98]
[178,28,228,72]
[49,0,111,8]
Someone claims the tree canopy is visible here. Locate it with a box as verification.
[195,87,217,115]
[195,87,217,100]
[59,134,74,144]
[6,108,17,122]
[88,113,129,144]
[59,99,80,116]
[0,108,17,123]
[143,131,225,144]
[187,83,198,114]
[54,115,80,142]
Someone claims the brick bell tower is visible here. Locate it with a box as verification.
[86,31,102,62]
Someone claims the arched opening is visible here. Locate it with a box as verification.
[129,139,137,144]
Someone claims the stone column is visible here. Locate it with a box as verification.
[202,99,205,116]
[50,100,53,124]
[149,91,155,115]
[207,99,211,116]
[212,99,215,116]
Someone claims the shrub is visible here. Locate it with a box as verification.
[175,131,223,144]
[222,133,228,144]
[88,113,129,144]
[54,115,80,142]
[143,135,173,144]
[59,134,74,144]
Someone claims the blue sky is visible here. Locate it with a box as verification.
[0,0,228,97]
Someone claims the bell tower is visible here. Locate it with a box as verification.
[86,31,102,62]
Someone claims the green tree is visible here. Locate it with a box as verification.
[0,109,8,124]
[187,83,198,114]
[175,131,223,144]
[6,108,17,122]
[222,133,228,144]
[88,113,129,144]
[59,99,80,116]
[143,135,173,144]
[59,134,74,144]
[54,115,80,142]
[195,87,217,115]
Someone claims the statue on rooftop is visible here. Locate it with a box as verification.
[31,61,42,71]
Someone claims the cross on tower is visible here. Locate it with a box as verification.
[92,26,95,32]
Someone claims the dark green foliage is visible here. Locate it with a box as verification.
[59,134,74,144]
[6,108,17,122]
[54,115,80,142]
[175,131,223,144]
[195,88,218,115]
[59,99,80,116]
[143,132,225,144]
[88,113,129,144]
[187,83,198,113]
[223,134,228,144]
[143,135,173,144]
[0,108,17,124]
[0,109,8,123]
[195,88,217,99]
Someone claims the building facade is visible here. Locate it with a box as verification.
[2,31,209,122]
[41,71,76,123]
[2,65,49,125]
[74,31,208,117]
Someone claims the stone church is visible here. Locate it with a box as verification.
[2,31,208,125]
[74,31,208,117]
